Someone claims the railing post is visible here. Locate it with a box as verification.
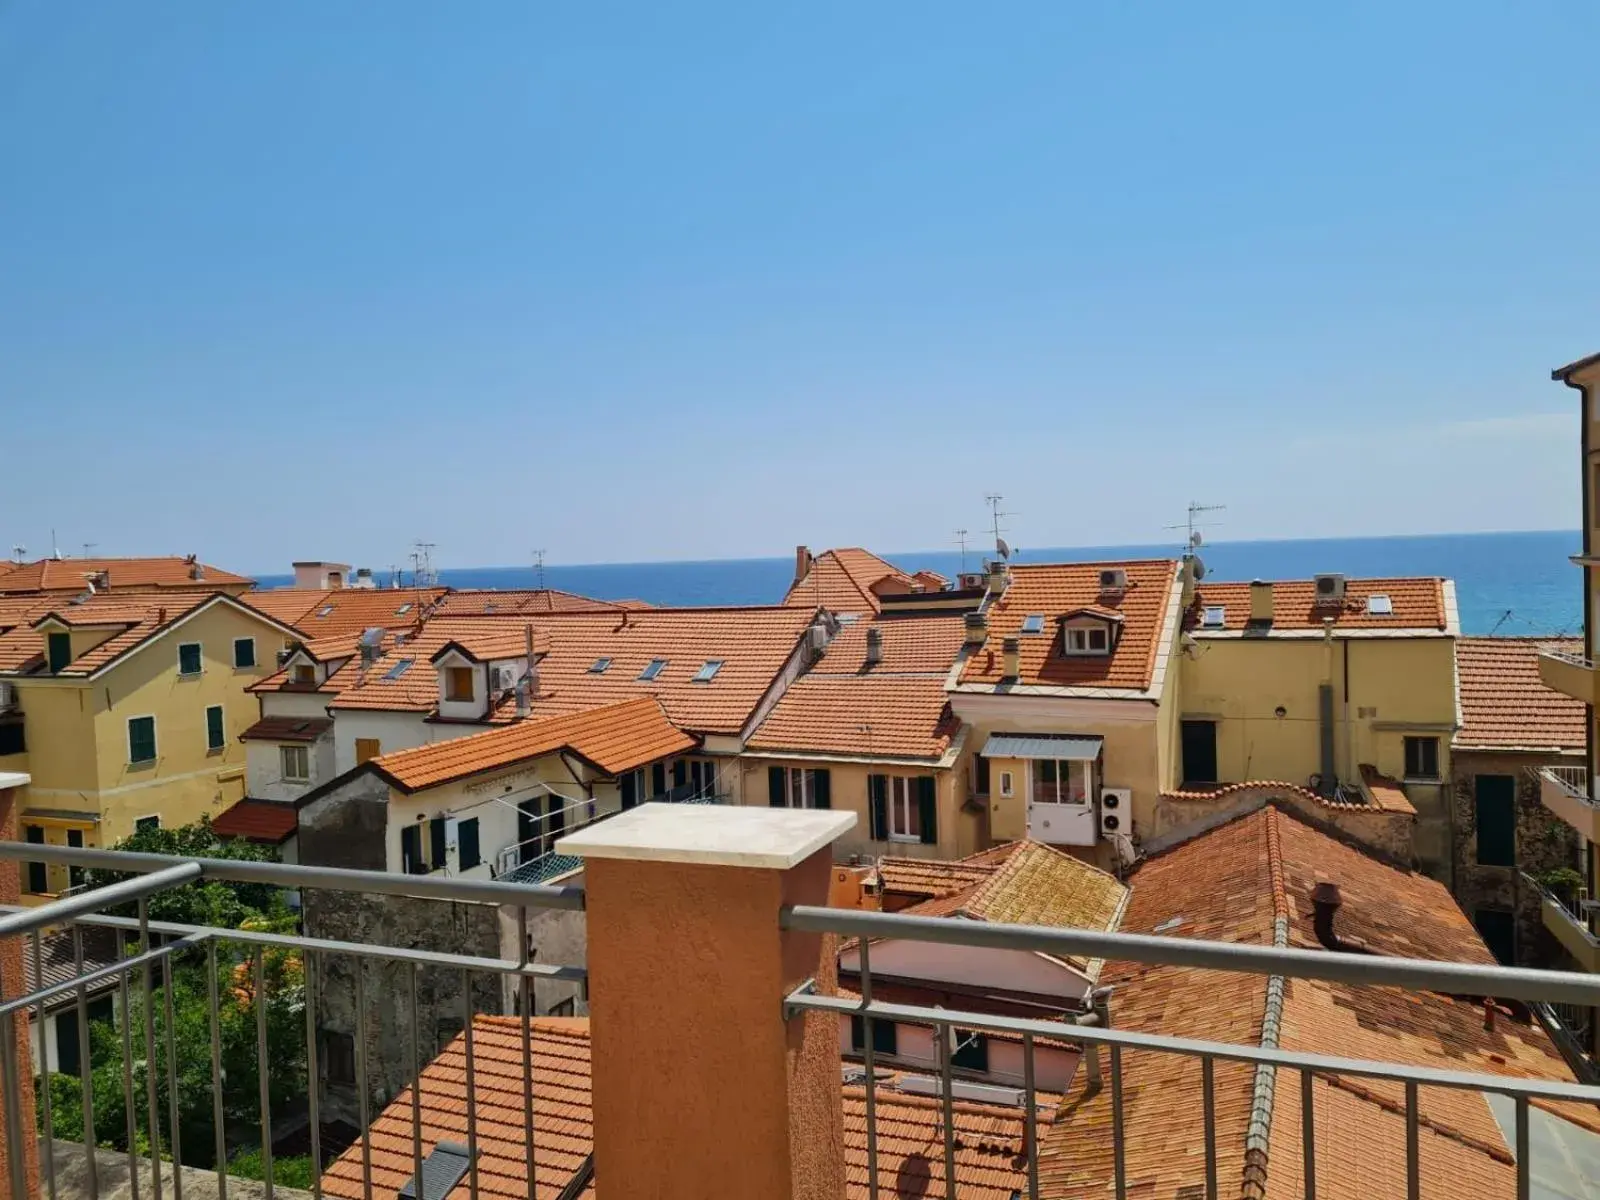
[560,803,855,1200]
[0,774,38,1200]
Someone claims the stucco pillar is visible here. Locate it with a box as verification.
[0,775,38,1200]
[559,803,854,1200]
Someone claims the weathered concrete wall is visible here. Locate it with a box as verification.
[498,880,589,1017]
[40,1140,313,1200]
[1154,783,1415,862]
[297,772,389,871]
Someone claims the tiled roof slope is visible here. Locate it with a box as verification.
[431,589,639,617]
[874,843,1021,903]
[785,548,910,614]
[321,1015,1052,1200]
[1455,636,1585,751]
[431,628,550,663]
[210,799,298,844]
[22,927,121,998]
[748,613,966,761]
[0,556,252,594]
[0,591,257,676]
[239,716,332,742]
[1037,805,1584,1199]
[960,560,1180,692]
[370,697,695,792]
[1190,577,1448,632]
[240,587,447,638]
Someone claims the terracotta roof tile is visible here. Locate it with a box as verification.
[431,589,635,617]
[239,716,332,743]
[1357,764,1419,815]
[0,556,251,594]
[874,844,1021,903]
[0,592,254,677]
[785,548,910,614]
[371,697,695,792]
[1455,636,1585,751]
[240,587,447,638]
[747,675,959,760]
[431,628,550,664]
[817,614,968,674]
[211,799,299,844]
[1190,577,1449,633]
[959,560,1181,693]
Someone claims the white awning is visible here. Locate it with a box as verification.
[979,733,1104,761]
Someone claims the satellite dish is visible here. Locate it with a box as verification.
[1190,531,1203,548]
[1192,556,1207,580]
[996,537,1011,560]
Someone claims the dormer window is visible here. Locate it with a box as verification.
[46,632,71,674]
[445,666,475,702]
[1058,607,1121,656]
[1201,605,1226,629]
[292,664,316,685]
[1065,627,1109,653]
[638,659,667,681]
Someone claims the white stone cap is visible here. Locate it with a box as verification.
[555,803,856,870]
[0,772,29,791]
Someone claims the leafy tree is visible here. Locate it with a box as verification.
[78,818,283,927]
[226,1148,316,1189]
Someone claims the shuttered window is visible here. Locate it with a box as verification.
[1474,775,1516,866]
[458,818,481,871]
[205,705,225,751]
[127,716,157,764]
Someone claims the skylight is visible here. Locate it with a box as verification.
[1020,614,1045,635]
[589,657,612,674]
[317,605,335,618]
[693,659,724,682]
[1366,594,1394,616]
[1202,606,1226,628]
[638,658,667,681]
[384,658,414,680]
[395,603,413,615]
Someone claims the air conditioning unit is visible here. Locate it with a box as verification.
[1313,573,1346,605]
[491,665,517,692]
[1100,788,1131,837]
[1098,568,1128,591]
[958,573,985,591]
[0,682,15,712]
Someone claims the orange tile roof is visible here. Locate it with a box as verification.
[431,589,636,617]
[959,560,1181,693]
[431,627,549,664]
[0,556,252,594]
[874,843,1021,903]
[321,1015,1051,1200]
[0,591,273,677]
[1455,636,1586,751]
[1357,764,1419,814]
[785,548,909,614]
[240,586,447,638]
[818,614,968,674]
[370,697,696,792]
[1190,577,1450,633]
[210,799,299,844]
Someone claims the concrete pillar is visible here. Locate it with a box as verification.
[559,803,854,1200]
[0,774,38,1200]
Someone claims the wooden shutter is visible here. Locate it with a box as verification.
[673,760,687,788]
[429,819,447,869]
[206,706,225,750]
[916,776,938,845]
[401,825,422,875]
[652,763,667,797]
[769,766,786,807]
[868,775,888,841]
[47,633,71,674]
[813,769,831,809]
[459,819,481,870]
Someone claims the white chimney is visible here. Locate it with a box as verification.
[1002,636,1020,680]
[865,626,883,669]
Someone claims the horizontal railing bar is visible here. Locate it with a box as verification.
[0,862,202,939]
[790,990,1600,1104]
[787,906,1600,1005]
[0,906,586,982]
[0,932,208,1017]
[0,841,585,911]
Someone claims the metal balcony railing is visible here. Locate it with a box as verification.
[0,844,1597,1200]
[1538,764,1595,806]
[1540,648,1596,669]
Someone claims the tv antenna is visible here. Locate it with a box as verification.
[532,549,546,590]
[409,541,438,588]
[81,543,97,559]
[985,494,1013,559]
[10,545,25,564]
[954,529,970,575]
[1165,502,1225,552]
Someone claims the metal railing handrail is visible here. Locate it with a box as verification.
[788,904,1600,1005]
[1538,764,1597,808]
[0,861,201,939]
[1540,646,1595,668]
[0,840,585,910]
[1520,870,1600,946]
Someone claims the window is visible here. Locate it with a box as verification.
[0,721,24,757]
[549,997,577,1018]
[134,816,160,834]
[1404,736,1440,780]
[1366,594,1393,616]
[281,745,310,783]
[1064,626,1110,654]
[430,818,448,870]
[950,1030,989,1073]
[972,755,990,795]
[870,774,936,844]
[445,666,475,702]
[177,642,202,677]
[395,603,413,615]
[589,657,612,674]
[767,766,830,809]
[1032,758,1089,804]
[1201,606,1226,628]
[205,705,225,752]
[46,632,71,674]
[383,658,413,681]
[316,605,335,618]
[24,825,45,895]
[458,818,481,871]
[638,658,667,681]
[321,1030,356,1085]
[999,771,1014,798]
[355,738,381,765]
[1474,775,1516,867]
[1020,614,1045,635]
[888,777,922,842]
[692,660,724,683]
[232,637,256,668]
[1181,720,1219,785]
[127,716,157,765]
[400,824,426,875]
[67,829,84,889]
[292,664,317,685]
[850,1015,897,1057]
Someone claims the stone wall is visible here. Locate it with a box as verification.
[1153,781,1415,863]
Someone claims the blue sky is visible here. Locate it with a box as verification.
[2,3,1596,572]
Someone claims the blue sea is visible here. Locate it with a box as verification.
[258,531,1583,638]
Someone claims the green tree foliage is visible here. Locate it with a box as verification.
[78,818,282,927]
[226,1148,316,1189]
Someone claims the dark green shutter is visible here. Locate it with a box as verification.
[652,763,667,798]
[401,825,421,874]
[459,818,481,870]
[1474,775,1516,866]
[206,706,225,751]
[47,633,71,674]
[429,819,447,869]
[67,828,84,888]
[128,717,156,764]
[673,760,687,788]
[769,766,786,807]
[869,775,888,840]
[621,773,638,810]
[916,776,938,845]
[813,769,831,809]
[24,826,45,894]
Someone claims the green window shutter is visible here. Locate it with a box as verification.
[205,706,225,751]
[128,717,156,764]
[47,633,71,674]
[813,769,832,809]
[233,638,256,669]
[769,766,786,807]
[652,763,667,797]
[916,776,938,845]
[620,772,638,810]
[401,825,423,874]
[673,760,688,788]
[429,819,448,869]
[1474,775,1517,866]
[178,643,202,676]
[459,819,481,870]
[868,775,888,840]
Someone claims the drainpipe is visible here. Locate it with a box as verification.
[1318,619,1336,795]
[1343,636,1354,785]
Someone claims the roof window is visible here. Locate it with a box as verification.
[1201,605,1226,628]
[589,657,612,674]
[399,1140,476,1200]
[693,660,724,683]
[1366,594,1393,616]
[384,658,414,680]
[317,605,335,618]
[395,603,413,616]
[638,658,667,681]
[1020,614,1045,635]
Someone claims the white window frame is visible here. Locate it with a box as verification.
[281,744,311,783]
[887,777,921,843]
[133,815,161,834]
[1030,758,1092,806]
[204,703,226,752]
[999,771,1014,798]
[639,659,668,681]
[127,714,158,765]
[1366,594,1394,616]
[233,637,257,669]
[1201,606,1226,628]
[176,641,203,677]
[788,768,814,809]
[1062,625,1111,655]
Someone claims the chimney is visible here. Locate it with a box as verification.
[515,678,531,719]
[794,545,813,586]
[1311,881,1343,950]
[524,623,541,699]
[963,611,987,647]
[156,607,167,625]
[1002,636,1020,681]
[1249,579,1273,624]
[186,554,204,581]
[864,626,883,669]
[986,559,1009,597]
